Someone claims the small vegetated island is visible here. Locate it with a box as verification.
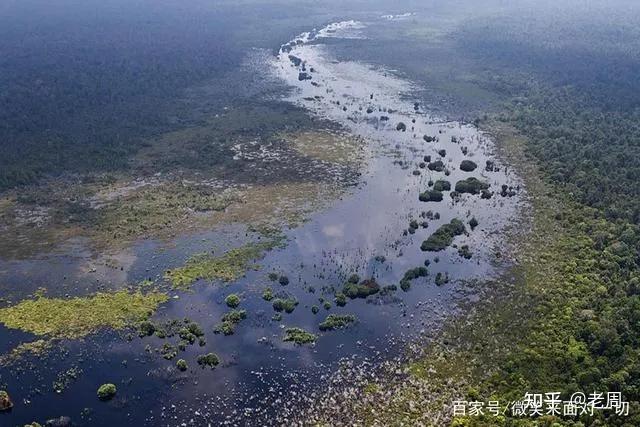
[97,383,117,401]
[419,189,443,202]
[214,309,247,335]
[454,177,489,194]
[283,327,317,344]
[421,219,466,251]
[399,266,429,291]
[342,275,381,298]
[427,160,445,172]
[0,390,13,411]
[166,240,282,289]
[225,294,241,308]
[0,290,168,340]
[272,297,299,313]
[319,314,357,331]
[432,180,451,192]
[197,353,220,369]
[459,159,477,172]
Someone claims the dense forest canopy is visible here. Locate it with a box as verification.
[0,0,365,189]
[1,0,236,187]
[445,5,640,424]
[453,8,640,224]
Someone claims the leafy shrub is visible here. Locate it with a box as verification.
[272,298,298,313]
[225,294,241,308]
[427,160,445,171]
[197,353,219,368]
[319,314,356,331]
[469,217,479,230]
[421,219,466,251]
[97,383,117,400]
[455,177,490,194]
[283,327,316,344]
[342,278,380,298]
[460,160,478,172]
[335,293,347,307]
[458,245,473,259]
[433,180,451,191]
[419,190,444,202]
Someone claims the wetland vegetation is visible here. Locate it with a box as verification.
[0,290,168,340]
[96,384,117,401]
[453,177,490,195]
[342,278,381,299]
[166,240,283,289]
[283,327,317,345]
[196,353,220,369]
[319,314,357,332]
[289,2,640,426]
[272,297,299,314]
[421,219,466,252]
[2,1,639,426]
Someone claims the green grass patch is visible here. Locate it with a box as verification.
[166,239,282,289]
[0,290,168,339]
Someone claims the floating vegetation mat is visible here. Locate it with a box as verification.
[166,239,283,289]
[0,290,168,339]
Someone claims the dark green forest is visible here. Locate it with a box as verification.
[450,11,640,425]
[0,1,232,188]
[457,11,640,223]
[0,0,335,190]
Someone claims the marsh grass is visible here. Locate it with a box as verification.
[0,290,168,339]
[166,239,283,289]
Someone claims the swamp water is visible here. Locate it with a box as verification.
[0,17,523,426]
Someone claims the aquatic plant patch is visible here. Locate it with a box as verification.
[399,266,429,291]
[318,314,356,331]
[283,327,317,344]
[420,219,466,251]
[166,240,282,289]
[342,278,380,299]
[454,177,489,194]
[0,290,168,339]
